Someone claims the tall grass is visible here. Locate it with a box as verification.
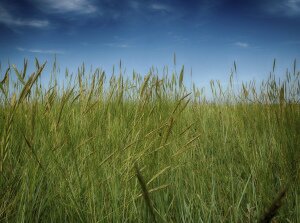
[0,59,299,222]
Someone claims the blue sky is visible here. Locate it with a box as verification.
[0,0,300,86]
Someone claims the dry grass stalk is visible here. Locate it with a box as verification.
[134,164,157,223]
[259,187,287,223]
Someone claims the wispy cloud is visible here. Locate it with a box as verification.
[284,40,300,45]
[167,32,188,42]
[283,0,300,16]
[150,3,172,12]
[264,0,300,17]
[0,6,49,28]
[17,47,64,54]
[35,0,97,14]
[104,43,130,48]
[130,1,140,10]
[234,42,249,48]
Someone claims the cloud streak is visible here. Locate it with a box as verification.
[17,47,64,54]
[34,0,97,14]
[150,3,172,12]
[0,6,49,28]
[104,43,130,48]
[234,42,249,48]
[263,0,300,17]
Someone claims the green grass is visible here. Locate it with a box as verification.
[0,59,299,222]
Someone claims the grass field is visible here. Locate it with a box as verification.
[0,59,299,222]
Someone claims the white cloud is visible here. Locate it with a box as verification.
[150,3,172,12]
[0,6,49,28]
[36,0,97,14]
[104,43,130,48]
[130,1,140,10]
[235,42,249,48]
[284,0,300,15]
[17,47,64,54]
[9,19,48,28]
[264,0,300,17]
